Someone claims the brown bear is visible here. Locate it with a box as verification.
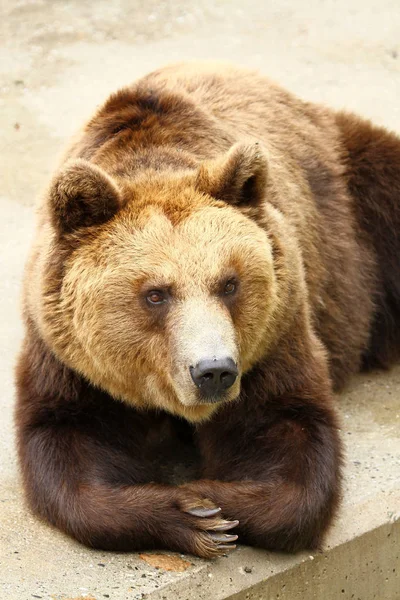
[15,62,400,558]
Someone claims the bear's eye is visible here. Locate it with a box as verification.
[146,290,167,305]
[224,279,237,295]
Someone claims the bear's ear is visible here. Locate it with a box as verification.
[48,159,122,234]
[195,142,268,208]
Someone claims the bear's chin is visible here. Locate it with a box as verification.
[177,402,222,423]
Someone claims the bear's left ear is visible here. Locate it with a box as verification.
[195,142,268,208]
[48,159,122,234]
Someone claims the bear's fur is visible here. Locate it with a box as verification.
[15,63,400,558]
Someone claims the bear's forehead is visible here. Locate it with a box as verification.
[75,201,266,289]
[112,207,239,271]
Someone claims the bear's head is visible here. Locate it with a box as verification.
[35,143,290,422]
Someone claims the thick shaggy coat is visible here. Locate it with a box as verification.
[15,63,400,557]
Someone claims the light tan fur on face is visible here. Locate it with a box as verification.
[29,169,282,422]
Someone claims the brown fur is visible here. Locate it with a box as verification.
[15,62,400,557]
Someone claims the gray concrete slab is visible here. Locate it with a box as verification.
[0,1,399,599]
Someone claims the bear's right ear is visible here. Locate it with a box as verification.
[195,142,269,208]
[48,159,122,234]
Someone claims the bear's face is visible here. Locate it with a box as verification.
[39,143,279,421]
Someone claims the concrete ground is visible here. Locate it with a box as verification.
[0,1,399,599]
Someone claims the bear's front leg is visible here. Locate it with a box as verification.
[15,338,238,558]
[17,402,239,558]
[185,355,342,552]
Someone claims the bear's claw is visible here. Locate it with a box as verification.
[210,519,239,531]
[186,506,222,517]
[201,520,239,556]
[215,544,237,552]
[178,494,239,556]
[209,533,238,543]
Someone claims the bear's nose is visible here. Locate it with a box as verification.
[190,357,238,401]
